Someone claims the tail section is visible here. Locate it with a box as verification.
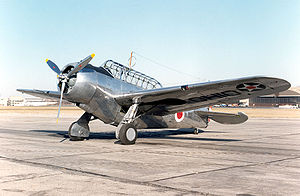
[134,108,248,130]
[194,109,248,124]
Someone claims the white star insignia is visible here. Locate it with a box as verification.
[237,83,265,92]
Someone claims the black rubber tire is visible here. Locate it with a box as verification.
[69,136,85,141]
[119,123,137,145]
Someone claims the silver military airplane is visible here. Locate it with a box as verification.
[17,54,290,145]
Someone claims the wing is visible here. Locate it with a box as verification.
[115,76,290,115]
[17,89,61,101]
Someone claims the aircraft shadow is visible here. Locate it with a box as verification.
[31,129,240,142]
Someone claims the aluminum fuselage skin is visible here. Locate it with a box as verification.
[64,67,208,129]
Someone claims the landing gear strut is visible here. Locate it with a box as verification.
[116,98,139,145]
[68,112,92,141]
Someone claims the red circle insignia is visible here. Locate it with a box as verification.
[175,112,184,122]
[177,112,183,119]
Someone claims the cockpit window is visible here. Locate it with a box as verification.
[102,60,162,90]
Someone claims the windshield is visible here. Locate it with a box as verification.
[83,64,114,78]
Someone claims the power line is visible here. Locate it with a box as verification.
[132,51,203,81]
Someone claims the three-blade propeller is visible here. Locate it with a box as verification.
[46,54,95,122]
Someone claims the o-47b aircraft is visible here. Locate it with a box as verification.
[17,54,290,145]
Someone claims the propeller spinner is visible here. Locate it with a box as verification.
[46,54,95,122]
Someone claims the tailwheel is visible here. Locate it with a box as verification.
[68,112,91,141]
[119,123,137,145]
[68,121,89,141]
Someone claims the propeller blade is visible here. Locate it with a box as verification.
[46,59,61,74]
[56,81,66,123]
[67,53,95,78]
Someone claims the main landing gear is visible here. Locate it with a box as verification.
[116,99,139,145]
[118,123,137,145]
[68,112,92,141]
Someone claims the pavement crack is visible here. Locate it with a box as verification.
[148,163,258,183]
[23,152,99,161]
[149,155,300,183]
[263,155,300,164]
[1,173,60,184]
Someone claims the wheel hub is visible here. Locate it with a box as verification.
[126,128,136,141]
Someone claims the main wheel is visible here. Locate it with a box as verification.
[194,128,199,134]
[119,123,137,145]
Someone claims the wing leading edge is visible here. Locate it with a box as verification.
[17,89,61,101]
[115,76,290,115]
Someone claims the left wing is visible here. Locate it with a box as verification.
[17,89,61,101]
[115,76,290,115]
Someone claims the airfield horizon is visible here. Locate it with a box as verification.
[1,106,299,119]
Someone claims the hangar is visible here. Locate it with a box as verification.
[249,87,300,107]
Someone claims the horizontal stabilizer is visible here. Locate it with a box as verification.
[195,110,248,124]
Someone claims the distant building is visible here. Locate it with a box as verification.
[24,97,57,106]
[7,96,25,106]
[0,98,8,106]
[0,96,58,106]
[249,87,300,107]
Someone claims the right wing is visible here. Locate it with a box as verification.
[115,76,290,115]
[17,89,61,101]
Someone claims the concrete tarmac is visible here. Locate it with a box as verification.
[0,111,300,195]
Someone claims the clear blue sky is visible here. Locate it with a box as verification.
[0,0,299,97]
